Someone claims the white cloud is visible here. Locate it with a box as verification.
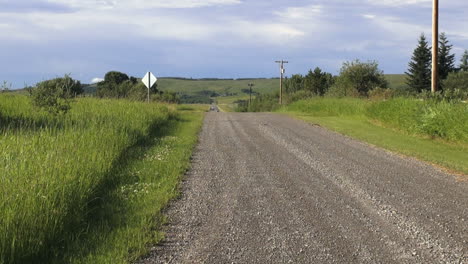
[230,20,305,40]
[47,0,242,9]
[0,6,306,45]
[369,16,429,40]
[91,77,104,83]
[362,14,376,19]
[366,0,431,6]
[274,5,322,20]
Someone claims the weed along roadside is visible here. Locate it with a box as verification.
[0,94,205,264]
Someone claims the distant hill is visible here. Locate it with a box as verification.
[83,83,98,94]
[385,74,408,90]
[81,75,408,98]
[157,78,279,96]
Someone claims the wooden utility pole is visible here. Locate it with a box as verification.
[275,60,288,104]
[432,0,439,93]
[248,83,254,107]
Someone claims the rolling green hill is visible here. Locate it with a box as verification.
[79,74,407,103]
[156,75,407,94]
[157,78,279,95]
[385,74,408,90]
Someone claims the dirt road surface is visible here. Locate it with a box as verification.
[138,113,467,264]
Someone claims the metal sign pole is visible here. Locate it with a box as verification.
[142,72,158,102]
[148,72,151,103]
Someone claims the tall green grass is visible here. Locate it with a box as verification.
[0,94,203,263]
[284,97,369,117]
[285,97,468,143]
[367,98,468,142]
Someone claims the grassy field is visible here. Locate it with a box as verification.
[0,94,205,263]
[280,98,468,175]
[157,78,278,96]
[12,74,405,97]
[157,75,406,94]
[385,74,407,90]
[215,95,251,112]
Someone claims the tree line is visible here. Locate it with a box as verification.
[28,71,180,114]
[239,33,468,112]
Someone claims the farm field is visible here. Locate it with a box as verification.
[0,94,205,263]
[157,74,408,110]
[385,74,408,90]
[40,74,407,109]
[156,78,278,95]
[158,74,407,96]
[215,95,250,112]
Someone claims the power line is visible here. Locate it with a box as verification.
[275,60,288,104]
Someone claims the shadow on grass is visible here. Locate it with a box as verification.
[0,112,64,133]
[13,115,184,264]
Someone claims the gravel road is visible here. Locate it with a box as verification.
[138,112,467,264]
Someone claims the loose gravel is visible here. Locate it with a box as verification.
[137,112,467,264]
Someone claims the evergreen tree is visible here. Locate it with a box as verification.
[460,50,468,72]
[406,34,432,93]
[438,32,456,83]
[303,67,335,96]
[284,74,304,94]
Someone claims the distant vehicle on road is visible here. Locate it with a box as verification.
[210,105,219,112]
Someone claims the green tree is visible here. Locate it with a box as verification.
[97,71,130,98]
[326,76,359,97]
[149,82,158,94]
[127,83,148,101]
[406,34,432,93]
[438,32,456,83]
[104,71,129,84]
[284,74,304,94]
[459,50,468,72]
[331,59,387,96]
[97,71,159,99]
[31,75,80,114]
[303,67,334,96]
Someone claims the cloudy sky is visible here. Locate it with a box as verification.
[1,0,468,87]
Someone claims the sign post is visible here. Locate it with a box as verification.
[142,72,157,103]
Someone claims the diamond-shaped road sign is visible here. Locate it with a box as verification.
[142,72,157,89]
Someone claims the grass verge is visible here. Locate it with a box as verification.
[63,106,205,264]
[0,95,205,263]
[280,98,468,175]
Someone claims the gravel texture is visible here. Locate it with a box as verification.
[138,112,467,264]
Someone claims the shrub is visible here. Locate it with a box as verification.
[285,90,315,103]
[287,97,368,117]
[443,71,468,94]
[329,60,388,97]
[248,93,280,112]
[153,91,181,104]
[368,87,395,101]
[31,75,81,114]
[326,77,360,98]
